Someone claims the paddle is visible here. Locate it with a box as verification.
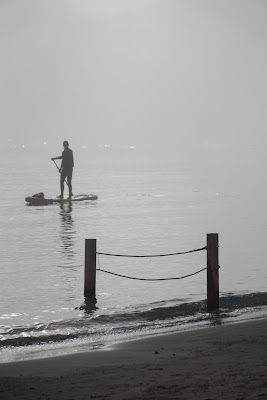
[52,159,62,174]
[52,159,72,196]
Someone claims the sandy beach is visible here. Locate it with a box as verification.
[0,318,266,400]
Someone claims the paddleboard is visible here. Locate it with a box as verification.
[25,192,98,206]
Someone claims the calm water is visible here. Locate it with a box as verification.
[1,142,267,362]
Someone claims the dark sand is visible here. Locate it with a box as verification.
[0,319,266,399]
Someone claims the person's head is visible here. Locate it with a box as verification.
[63,141,69,148]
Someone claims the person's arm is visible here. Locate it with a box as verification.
[51,155,62,161]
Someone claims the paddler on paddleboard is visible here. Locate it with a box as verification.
[51,141,74,199]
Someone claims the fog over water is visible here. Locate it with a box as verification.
[1,0,266,165]
[1,1,267,360]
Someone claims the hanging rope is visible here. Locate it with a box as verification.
[96,246,206,258]
[96,266,207,281]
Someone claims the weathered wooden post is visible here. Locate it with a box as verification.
[84,239,96,298]
[207,233,219,311]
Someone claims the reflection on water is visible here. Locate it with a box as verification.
[59,203,76,261]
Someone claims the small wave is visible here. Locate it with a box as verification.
[1,292,267,350]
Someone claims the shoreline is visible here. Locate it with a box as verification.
[1,306,266,365]
[0,318,266,399]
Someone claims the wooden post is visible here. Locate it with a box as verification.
[207,233,219,311]
[84,239,96,298]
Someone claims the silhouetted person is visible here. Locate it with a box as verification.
[51,141,74,198]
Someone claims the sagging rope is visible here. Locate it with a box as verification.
[96,266,207,281]
[96,246,206,258]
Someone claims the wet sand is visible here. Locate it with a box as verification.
[0,318,266,399]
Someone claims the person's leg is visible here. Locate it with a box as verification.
[60,171,67,197]
[67,170,73,198]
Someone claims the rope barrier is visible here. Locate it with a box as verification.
[96,246,206,258]
[84,235,220,311]
[96,266,207,281]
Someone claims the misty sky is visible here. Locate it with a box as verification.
[1,0,267,161]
